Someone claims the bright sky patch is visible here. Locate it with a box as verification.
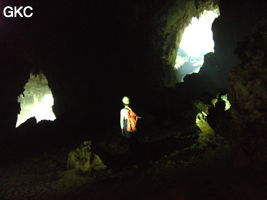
[175,9,220,82]
[16,73,56,127]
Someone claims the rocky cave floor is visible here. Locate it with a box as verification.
[0,114,267,200]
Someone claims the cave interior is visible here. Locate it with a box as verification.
[0,0,266,199]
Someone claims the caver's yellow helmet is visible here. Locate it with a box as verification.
[122,96,130,105]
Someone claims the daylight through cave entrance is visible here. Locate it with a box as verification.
[175,9,220,82]
[16,73,56,127]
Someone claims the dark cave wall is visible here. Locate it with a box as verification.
[0,49,30,131]
[227,20,267,168]
[212,0,267,87]
[207,18,267,168]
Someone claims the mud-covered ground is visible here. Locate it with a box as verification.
[0,113,266,200]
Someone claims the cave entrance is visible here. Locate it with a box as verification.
[175,8,220,82]
[16,73,56,128]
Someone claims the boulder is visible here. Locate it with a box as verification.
[67,141,107,174]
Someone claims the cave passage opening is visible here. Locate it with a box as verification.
[16,73,56,128]
[175,8,220,82]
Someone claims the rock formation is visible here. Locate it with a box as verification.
[213,19,267,168]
